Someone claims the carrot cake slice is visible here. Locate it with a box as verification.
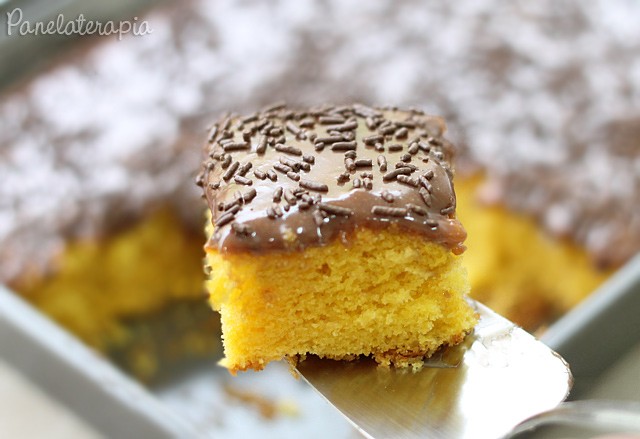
[198,104,477,374]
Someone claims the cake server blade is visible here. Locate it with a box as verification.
[296,301,572,439]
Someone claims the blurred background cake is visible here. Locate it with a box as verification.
[1,0,639,382]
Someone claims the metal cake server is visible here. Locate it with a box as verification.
[296,301,573,439]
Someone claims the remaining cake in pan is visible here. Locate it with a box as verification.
[2,0,639,384]
[12,209,219,381]
[199,104,478,373]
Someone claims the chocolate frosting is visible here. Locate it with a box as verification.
[200,105,466,254]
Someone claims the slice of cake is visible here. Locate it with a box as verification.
[199,104,478,374]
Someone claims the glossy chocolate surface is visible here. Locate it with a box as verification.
[200,105,466,254]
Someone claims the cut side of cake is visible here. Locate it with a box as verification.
[199,104,478,374]
[12,209,220,382]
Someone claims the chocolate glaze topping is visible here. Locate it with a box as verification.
[200,105,465,254]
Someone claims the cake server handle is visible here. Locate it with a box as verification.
[296,301,572,439]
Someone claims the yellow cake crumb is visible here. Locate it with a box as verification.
[206,223,477,374]
[12,208,218,381]
[456,174,612,330]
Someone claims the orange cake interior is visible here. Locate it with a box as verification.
[11,208,220,382]
[206,224,475,373]
[455,175,612,331]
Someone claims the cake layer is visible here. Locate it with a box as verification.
[12,209,219,381]
[456,175,612,331]
[206,226,476,373]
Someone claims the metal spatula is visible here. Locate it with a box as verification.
[296,301,572,439]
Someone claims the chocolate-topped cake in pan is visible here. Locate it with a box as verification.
[200,104,477,373]
[2,0,639,382]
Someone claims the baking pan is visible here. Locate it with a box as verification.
[1,0,639,436]
[542,253,640,397]
[0,285,202,438]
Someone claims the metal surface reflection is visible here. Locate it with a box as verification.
[297,302,572,439]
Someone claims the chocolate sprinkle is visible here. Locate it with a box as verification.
[275,143,303,156]
[273,162,293,174]
[331,141,357,151]
[354,159,373,168]
[337,172,350,183]
[377,155,388,172]
[364,134,384,145]
[419,187,432,207]
[299,117,316,128]
[395,127,409,139]
[382,167,412,181]
[316,136,343,144]
[237,162,252,176]
[256,136,268,154]
[419,177,433,192]
[279,156,301,171]
[222,161,240,181]
[407,203,428,216]
[440,205,456,215]
[300,179,329,192]
[207,125,219,143]
[283,189,297,205]
[371,206,408,217]
[318,203,354,217]
[397,175,419,187]
[216,211,236,227]
[345,158,356,171]
[379,124,397,135]
[223,141,250,152]
[325,120,358,132]
[233,175,253,186]
[242,188,257,203]
[285,121,305,139]
[319,115,346,124]
[273,187,283,202]
[395,162,418,171]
